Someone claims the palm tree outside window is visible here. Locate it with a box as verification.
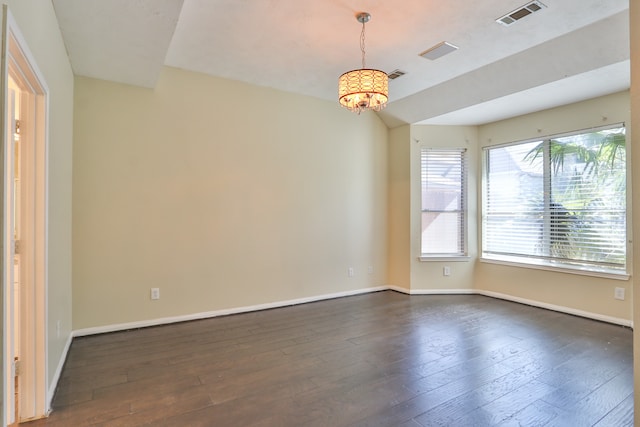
[482,124,626,274]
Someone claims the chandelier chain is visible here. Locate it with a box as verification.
[360,20,366,69]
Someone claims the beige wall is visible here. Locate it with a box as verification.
[476,91,632,322]
[409,125,479,292]
[4,0,74,391]
[387,125,411,290]
[388,92,631,323]
[388,124,480,293]
[72,67,388,329]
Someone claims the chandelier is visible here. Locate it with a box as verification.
[338,12,388,114]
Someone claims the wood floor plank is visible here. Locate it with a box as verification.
[413,361,554,426]
[543,367,634,427]
[594,393,635,427]
[456,379,557,426]
[24,291,633,426]
[496,399,563,427]
[97,388,213,427]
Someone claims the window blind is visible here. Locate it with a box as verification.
[483,125,626,272]
[421,148,467,256]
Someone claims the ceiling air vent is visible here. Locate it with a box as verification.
[496,1,546,26]
[387,69,407,80]
[419,41,459,61]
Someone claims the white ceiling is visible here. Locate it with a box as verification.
[51,0,630,127]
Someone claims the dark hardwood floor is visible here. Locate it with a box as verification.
[25,291,633,426]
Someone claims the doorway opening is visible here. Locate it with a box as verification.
[2,7,48,425]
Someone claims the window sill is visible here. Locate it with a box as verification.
[419,255,470,262]
[480,255,629,281]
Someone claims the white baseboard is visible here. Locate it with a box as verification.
[387,285,410,294]
[388,286,632,327]
[476,289,633,327]
[404,288,476,295]
[73,286,389,337]
[68,285,635,336]
[73,285,633,337]
[47,331,73,413]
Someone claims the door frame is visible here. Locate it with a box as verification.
[1,6,48,425]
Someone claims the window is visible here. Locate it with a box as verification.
[482,124,626,274]
[421,148,467,257]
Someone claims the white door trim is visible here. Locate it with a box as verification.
[2,6,49,425]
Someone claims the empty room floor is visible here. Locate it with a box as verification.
[25,291,633,426]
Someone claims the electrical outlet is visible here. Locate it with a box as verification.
[56,320,61,339]
[368,266,374,275]
[443,266,451,276]
[614,287,625,300]
[151,288,160,300]
[348,267,354,277]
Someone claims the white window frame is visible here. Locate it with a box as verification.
[481,124,628,279]
[420,148,468,260]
